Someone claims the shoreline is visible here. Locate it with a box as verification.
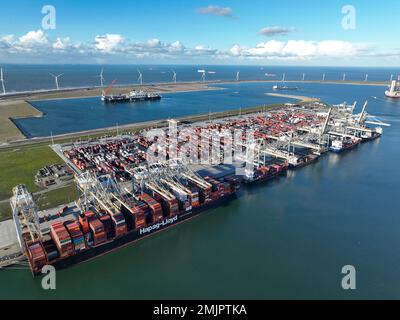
[265,92,320,102]
[0,102,309,150]
[0,79,388,102]
[0,78,386,144]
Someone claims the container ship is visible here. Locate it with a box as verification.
[244,160,288,183]
[273,85,298,91]
[17,174,240,276]
[329,137,361,153]
[101,90,161,103]
[10,101,390,276]
[385,77,400,98]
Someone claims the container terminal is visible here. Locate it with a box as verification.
[6,100,390,276]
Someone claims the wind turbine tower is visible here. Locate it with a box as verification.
[201,71,206,82]
[137,69,143,86]
[98,68,105,87]
[0,68,5,95]
[49,73,63,90]
[172,70,177,83]
[236,71,240,82]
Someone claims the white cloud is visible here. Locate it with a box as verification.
[197,5,234,18]
[259,26,294,37]
[0,29,397,64]
[95,34,124,52]
[53,37,71,50]
[229,44,241,56]
[147,38,161,48]
[230,40,371,60]
[18,30,48,46]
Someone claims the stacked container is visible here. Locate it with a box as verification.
[64,221,86,252]
[26,241,48,273]
[110,212,128,237]
[50,222,74,258]
[89,217,107,246]
[120,202,147,231]
[204,177,225,201]
[139,193,164,223]
[98,214,114,240]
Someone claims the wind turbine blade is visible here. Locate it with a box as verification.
[57,73,64,78]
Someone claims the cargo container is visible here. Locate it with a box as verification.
[26,241,47,273]
[50,222,74,258]
[89,217,107,246]
[110,212,128,237]
[64,221,86,252]
[139,193,164,223]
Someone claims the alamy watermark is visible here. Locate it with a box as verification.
[41,5,56,30]
[341,5,356,30]
[341,265,356,290]
[41,265,56,290]
[145,120,256,177]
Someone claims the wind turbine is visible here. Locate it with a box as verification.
[49,72,63,90]
[236,71,240,82]
[172,70,177,83]
[365,74,369,82]
[198,69,206,82]
[302,73,305,81]
[282,73,286,82]
[342,73,346,81]
[322,73,326,81]
[0,68,6,95]
[97,68,105,87]
[137,69,143,85]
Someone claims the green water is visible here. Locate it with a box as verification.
[1,85,400,300]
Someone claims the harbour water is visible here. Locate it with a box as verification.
[1,64,399,93]
[1,72,400,299]
[12,81,393,138]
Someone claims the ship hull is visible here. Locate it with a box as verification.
[385,91,400,98]
[243,168,287,184]
[32,193,237,276]
[102,96,161,103]
[330,142,359,153]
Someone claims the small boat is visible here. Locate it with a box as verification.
[273,85,298,91]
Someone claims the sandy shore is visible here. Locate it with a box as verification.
[0,100,43,143]
[0,82,222,143]
[0,78,386,144]
[266,92,320,102]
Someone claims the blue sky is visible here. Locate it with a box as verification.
[0,0,399,66]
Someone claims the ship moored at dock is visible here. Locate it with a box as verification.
[10,100,391,276]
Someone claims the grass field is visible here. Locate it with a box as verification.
[0,144,62,200]
[0,202,11,221]
[0,184,78,222]
[35,184,78,212]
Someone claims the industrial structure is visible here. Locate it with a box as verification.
[9,100,390,276]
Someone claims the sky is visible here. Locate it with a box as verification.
[0,0,399,66]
